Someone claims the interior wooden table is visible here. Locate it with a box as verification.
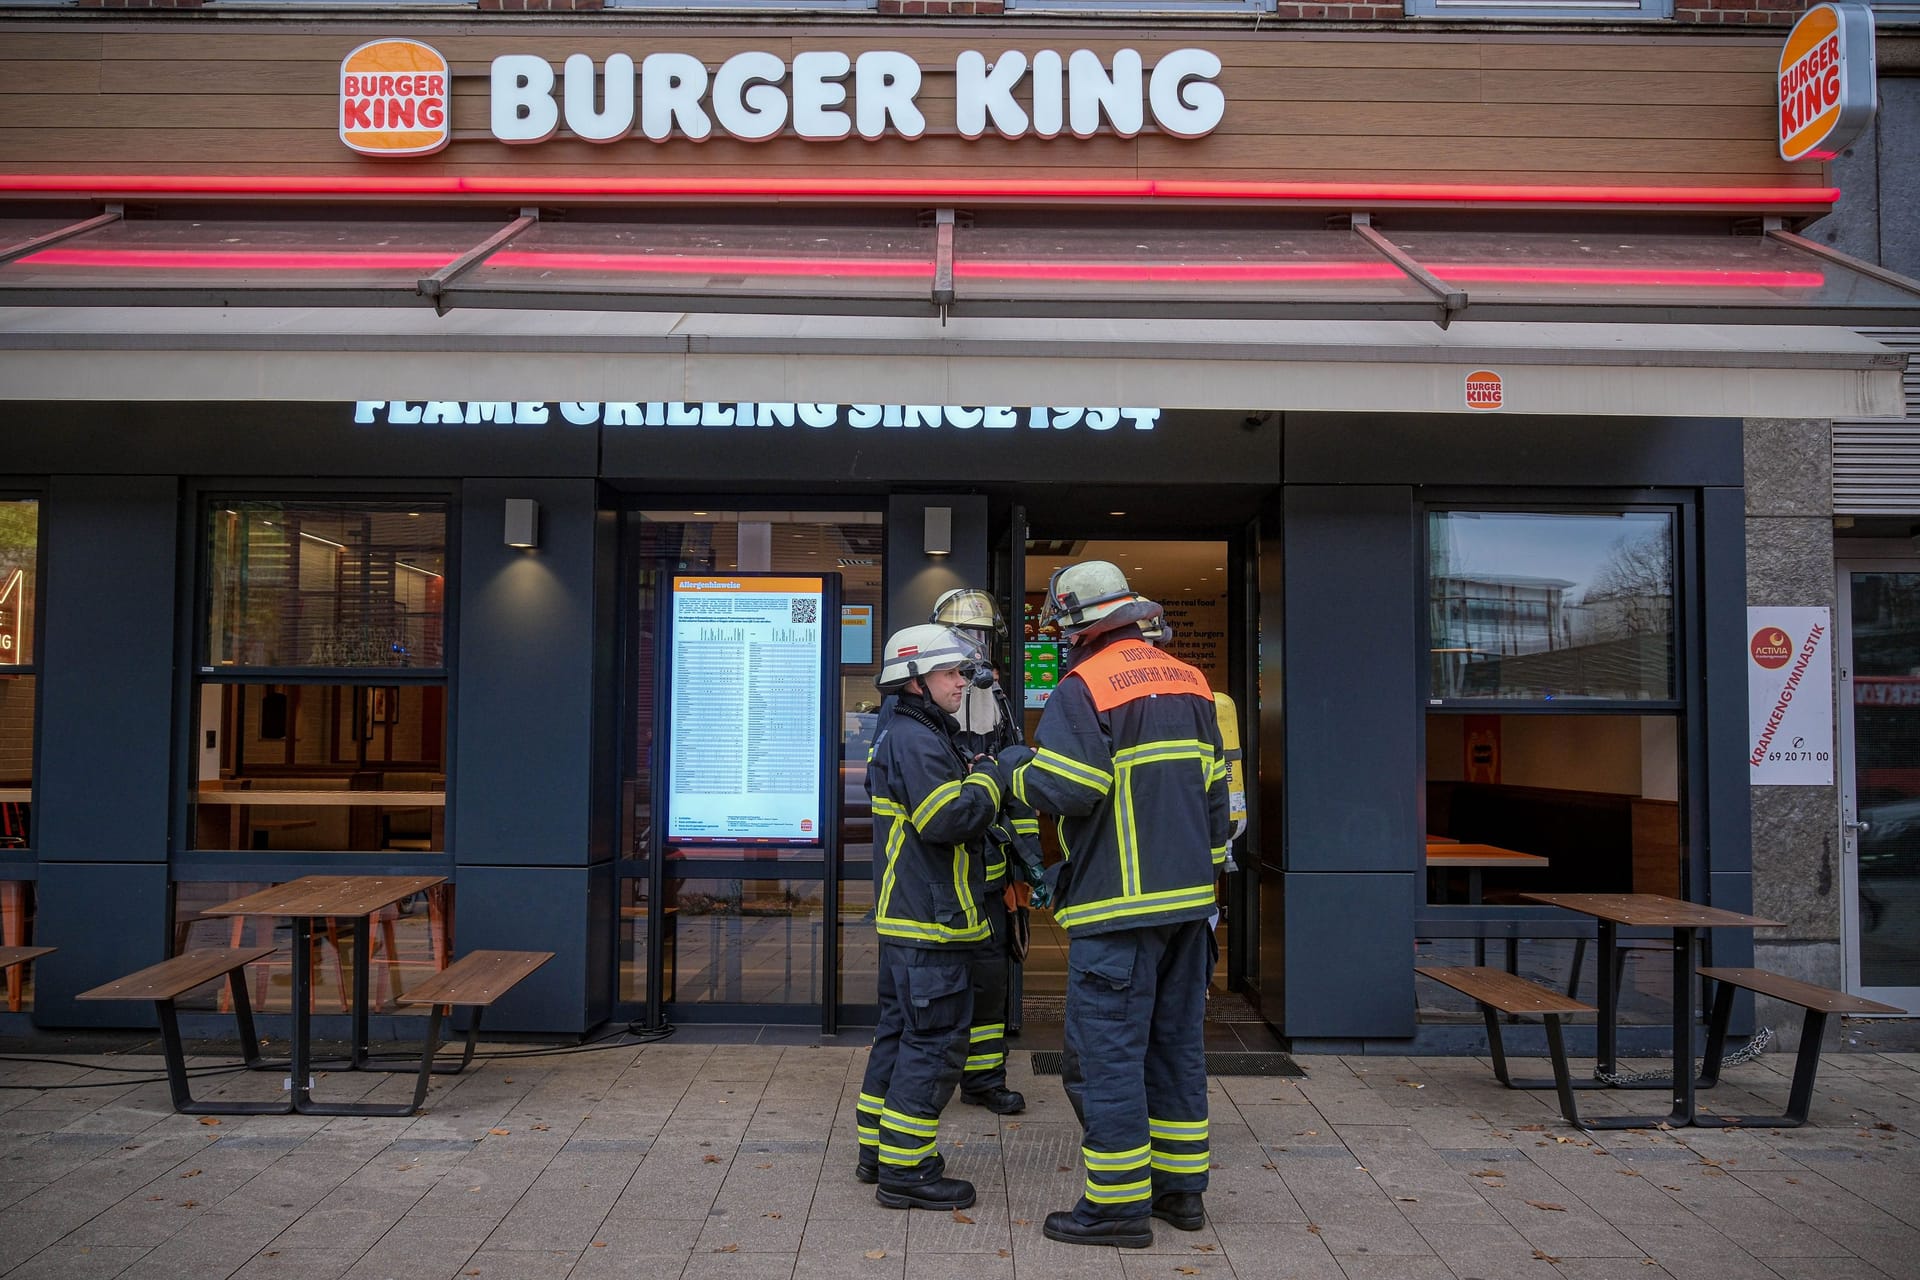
[1519,892,1781,1129]
[1426,842,1549,904]
[204,874,445,1117]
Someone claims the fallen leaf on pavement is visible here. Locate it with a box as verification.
[1532,1248,1561,1263]
[197,1117,221,1127]
[756,1163,772,1170]
[180,1200,199,1209]
[997,1249,1010,1258]
[1175,1269,1199,1276]
[952,1210,974,1224]
[714,1243,739,1253]
[531,1124,550,1132]
[1057,1165,1072,1173]
[1395,1196,1418,1203]
[489,1128,511,1136]
[864,1249,887,1259]
[1525,1200,1567,1212]
[1012,1219,1031,1226]
[1192,1243,1217,1252]
[179,1170,201,1178]
[1305,1223,1322,1236]
[592,1242,606,1248]
[765,1212,782,1219]
[703,1154,723,1163]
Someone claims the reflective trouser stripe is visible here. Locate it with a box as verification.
[1083,1144,1152,1204]
[857,1091,886,1151]
[878,1104,941,1166]
[966,1020,1007,1071]
[1148,1115,1210,1176]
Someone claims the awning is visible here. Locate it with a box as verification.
[5,203,1920,329]
[0,307,1902,419]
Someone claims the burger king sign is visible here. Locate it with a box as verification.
[1777,2,1875,163]
[341,40,452,157]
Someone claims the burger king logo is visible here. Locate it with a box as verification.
[341,40,451,157]
[1751,627,1794,670]
[1465,370,1503,411]
[1777,3,1876,163]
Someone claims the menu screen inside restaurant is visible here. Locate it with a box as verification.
[666,575,827,845]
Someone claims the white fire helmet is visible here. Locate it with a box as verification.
[1041,560,1140,635]
[877,624,980,691]
[929,588,1004,635]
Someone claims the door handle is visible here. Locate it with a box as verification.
[1846,819,1870,832]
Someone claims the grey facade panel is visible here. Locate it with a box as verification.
[1282,485,1418,875]
[452,478,602,868]
[33,863,170,1028]
[1285,415,1745,488]
[38,476,177,863]
[1283,871,1417,1040]
[448,861,614,1034]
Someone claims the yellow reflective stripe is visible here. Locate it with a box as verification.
[1081,1143,1151,1170]
[953,843,980,932]
[871,797,908,818]
[859,1092,886,1110]
[1012,818,1040,835]
[1150,1153,1213,1173]
[875,917,991,944]
[879,1140,937,1164]
[1114,759,1142,896]
[912,778,967,831]
[1056,884,1219,930]
[1084,1178,1153,1203]
[1148,1117,1209,1138]
[1212,846,1228,866]
[857,1126,880,1140]
[965,1053,1005,1070]
[880,1108,939,1137]
[1210,759,1230,782]
[967,770,1001,809]
[1033,747,1113,795]
[969,1024,1005,1041]
[985,857,1007,881]
[873,811,909,937]
[1113,738,1214,767]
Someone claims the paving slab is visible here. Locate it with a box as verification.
[0,1040,1914,1280]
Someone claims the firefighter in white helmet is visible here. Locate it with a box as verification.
[853,623,1005,1212]
[928,588,1043,1116]
[992,561,1230,1247]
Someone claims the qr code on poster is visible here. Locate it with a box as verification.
[790,598,818,624]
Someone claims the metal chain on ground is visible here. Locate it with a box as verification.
[1592,1025,1773,1086]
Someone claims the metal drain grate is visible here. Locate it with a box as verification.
[1030,1051,1304,1078]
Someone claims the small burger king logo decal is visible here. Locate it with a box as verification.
[1465,370,1503,411]
[1751,628,1794,670]
[341,40,451,157]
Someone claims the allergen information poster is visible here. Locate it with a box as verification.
[668,575,827,843]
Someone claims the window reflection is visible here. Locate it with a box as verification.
[2,879,34,1012]
[666,878,824,1005]
[206,501,446,670]
[1429,510,1674,702]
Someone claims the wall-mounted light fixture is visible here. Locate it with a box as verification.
[924,505,952,557]
[504,498,540,549]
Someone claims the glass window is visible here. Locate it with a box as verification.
[207,501,446,670]
[664,878,826,1005]
[192,499,449,854]
[2,880,34,1011]
[1428,510,1675,703]
[0,499,39,854]
[1405,0,1672,20]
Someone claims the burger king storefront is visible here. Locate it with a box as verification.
[1,16,1918,1053]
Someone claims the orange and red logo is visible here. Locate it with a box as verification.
[1751,627,1794,670]
[1465,370,1503,411]
[1778,4,1876,163]
[340,40,450,157]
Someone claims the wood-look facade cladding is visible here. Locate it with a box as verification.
[0,22,1820,190]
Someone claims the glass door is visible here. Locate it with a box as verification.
[1838,561,1920,1009]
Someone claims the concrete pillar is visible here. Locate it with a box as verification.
[1743,417,1843,1047]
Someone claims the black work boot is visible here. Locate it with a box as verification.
[1151,1191,1206,1231]
[960,1086,1026,1115]
[854,1152,878,1185]
[876,1176,975,1211]
[1042,1210,1153,1248]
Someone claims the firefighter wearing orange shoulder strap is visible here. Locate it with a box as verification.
[993,561,1229,1249]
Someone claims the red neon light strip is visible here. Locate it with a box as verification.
[17,245,1827,291]
[0,173,1841,208]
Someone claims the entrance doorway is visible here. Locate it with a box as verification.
[1014,536,1252,1023]
[1838,559,1920,1010]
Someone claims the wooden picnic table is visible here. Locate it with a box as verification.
[1519,892,1781,1129]
[205,874,444,1117]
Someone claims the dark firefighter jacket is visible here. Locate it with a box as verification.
[1007,632,1230,937]
[867,690,1005,947]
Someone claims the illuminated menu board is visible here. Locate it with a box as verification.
[1024,642,1062,709]
[667,575,827,844]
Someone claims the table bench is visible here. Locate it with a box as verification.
[77,947,281,1116]
[392,949,553,1080]
[1694,967,1908,1128]
[1417,965,1596,1127]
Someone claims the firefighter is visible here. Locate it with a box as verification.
[928,588,1043,1115]
[994,561,1230,1247]
[854,623,1006,1211]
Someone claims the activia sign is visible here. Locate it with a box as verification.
[342,43,1227,155]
